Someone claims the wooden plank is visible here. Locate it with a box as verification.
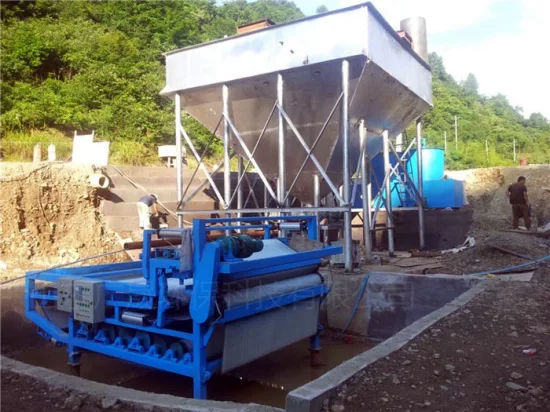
[490,245,532,261]
[411,251,442,258]
[393,257,441,268]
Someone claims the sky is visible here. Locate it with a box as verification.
[293,0,550,119]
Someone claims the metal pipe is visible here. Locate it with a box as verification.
[383,129,394,255]
[416,119,425,250]
[350,126,367,206]
[179,124,225,207]
[223,85,231,225]
[352,207,420,212]
[396,133,403,152]
[263,184,269,225]
[313,174,320,242]
[360,121,372,260]
[237,156,243,230]
[282,92,344,204]
[341,59,353,271]
[179,152,234,207]
[224,115,278,202]
[277,74,287,207]
[243,173,260,209]
[228,102,277,206]
[179,116,223,209]
[388,140,424,207]
[278,106,345,205]
[178,206,350,215]
[371,138,416,210]
[175,93,183,228]
[400,17,428,61]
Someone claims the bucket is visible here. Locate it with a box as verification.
[519,159,528,167]
[89,173,110,189]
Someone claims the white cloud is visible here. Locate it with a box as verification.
[333,0,549,118]
[442,0,550,118]
[335,0,499,33]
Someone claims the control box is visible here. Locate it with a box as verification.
[57,278,74,312]
[73,280,105,323]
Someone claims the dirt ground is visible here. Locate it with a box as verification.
[1,370,159,412]
[447,165,550,237]
[1,163,549,411]
[325,268,550,412]
[0,162,127,282]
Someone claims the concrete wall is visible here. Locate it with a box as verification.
[325,272,481,339]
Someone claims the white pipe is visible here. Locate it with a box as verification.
[175,93,183,227]
[416,119,425,250]
[383,130,394,255]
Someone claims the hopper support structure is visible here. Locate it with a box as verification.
[161,2,433,269]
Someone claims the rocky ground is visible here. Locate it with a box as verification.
[324,268,550,412]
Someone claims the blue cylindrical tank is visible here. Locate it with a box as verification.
[408,148,445,183]
[357,148,446,209]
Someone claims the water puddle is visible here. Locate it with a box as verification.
[1,282,374,407]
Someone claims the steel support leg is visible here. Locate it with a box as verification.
[193,322,207,399]
[314,174,321,242]
[237,156,243,231]
[341,60,353,271]
[360,121,372,260]
[277,74,286,207]
[309,334,321,367]
[223,85,231,233]
[416,119,425,250]
[383,130,395,255]
[277,74,287,237]
[175,93,183,228]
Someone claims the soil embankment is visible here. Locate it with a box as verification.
[0,162,126,282]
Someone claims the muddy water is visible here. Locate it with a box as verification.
[1,282,373,408]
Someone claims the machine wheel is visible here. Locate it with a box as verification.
[101,325,116,342]
[169,342,185,360]
[152,336,167,355]
[117,327,134,346]
[135,331,151,350]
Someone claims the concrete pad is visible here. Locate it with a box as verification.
[325,271,481,339]
[286,281,488,412]
[365,272,481,340]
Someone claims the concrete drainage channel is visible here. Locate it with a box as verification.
[1,272,495,411]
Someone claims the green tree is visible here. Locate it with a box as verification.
[316,5,328,14]
[461,73,479,96]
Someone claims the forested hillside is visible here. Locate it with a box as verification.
[1,0,549,168]
[422,53,550,168]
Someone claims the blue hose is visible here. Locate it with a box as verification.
[469,253,550,276]
[337,275,369,336]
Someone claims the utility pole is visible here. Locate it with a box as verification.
[454,116,458,150]
[513,139,516,162]
[485,139,489,162]
[444,131,447,152]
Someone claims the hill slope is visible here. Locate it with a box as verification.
[1,0,549,168]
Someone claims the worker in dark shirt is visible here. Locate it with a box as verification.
[137,194,159,230]
[506,176,530,230]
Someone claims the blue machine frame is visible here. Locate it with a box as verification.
[25,216,341,399]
